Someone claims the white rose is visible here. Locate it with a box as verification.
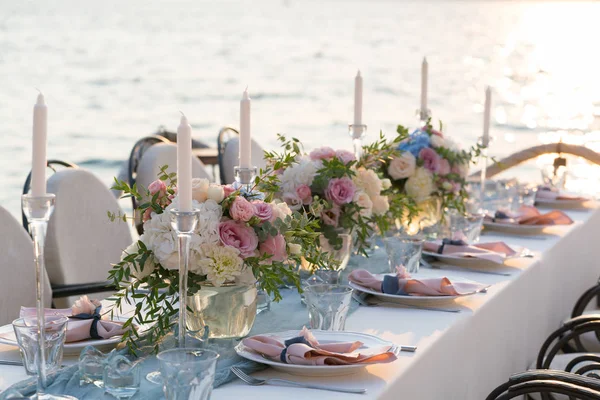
[441,181,453,191]
[371,195,390,216]
[206,184,225,203]
[405,167,435,202]
[381,178,392,190]
[354,169,383,198]
[388,152,416,180]
[353,190,373,218]
[121,241,157,280]
[271,201,293,221]
[288,243,302,255]
[429,134,446,148]
[191,178,210,203]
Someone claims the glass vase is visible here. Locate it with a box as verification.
[186,283,257,339]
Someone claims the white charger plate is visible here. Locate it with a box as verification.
[348,274,479,306]
[0,316,136,355]
[235,330,393,377]
[483,221,551,235]
[535,198,589,209]
[422,251,505,268]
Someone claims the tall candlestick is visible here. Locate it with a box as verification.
[353,70,363,131]
[482,86,491,147]
[31,92,47,196]
[239,88,252,169]
[420,57,428,118]
[177,114,192,212]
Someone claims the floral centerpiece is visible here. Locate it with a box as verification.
[258,135,393,258]
[108,166,319,352]
[381,120,484,218]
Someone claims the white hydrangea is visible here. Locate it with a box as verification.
[280,159,318,194]
[197,243,244,286]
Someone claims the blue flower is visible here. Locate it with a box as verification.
[398,129,431,157]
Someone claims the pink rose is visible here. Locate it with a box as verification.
[218,220,259,258]
[148,180,167,195]
[335,150,356,165]
[252,201,273,222]
[282,192,303,211]
[320,205,341,227]
[438,158,450,176]
[325,177,356,205]
[419,147,441,174]
[142,208,153,222]
[259,234,288,262]
[71,295,101,315]
[309,146,336,161]
[229,196,255,222]
[223,185,236,198]
[295,184,312,205]
[451,181,462,193]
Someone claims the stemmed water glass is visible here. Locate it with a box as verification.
[22,193,76,400]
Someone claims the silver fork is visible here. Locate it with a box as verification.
[230,366,366,394]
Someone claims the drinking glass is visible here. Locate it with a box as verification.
[516,184,537,208]
[304,284,353,331]
[103,355,140,399]
[12,316,68,376]
[448,212,484,244]
[383,236,424,274]
[158,349,219,400]
[79,346,107,387]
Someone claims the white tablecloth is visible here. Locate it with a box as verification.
[1,206,599,399]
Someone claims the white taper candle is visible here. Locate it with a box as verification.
[239,88,252,169]
[177,114,193,212]
[420,57,428,117]
[353,70,363,130]
[482,86,491,147]
[31,92,47,196]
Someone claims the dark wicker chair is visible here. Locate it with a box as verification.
[216,126,239,184]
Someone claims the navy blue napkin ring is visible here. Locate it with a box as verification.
[437,238,467,254]
[69,306,102,339]
[279,336,312,364]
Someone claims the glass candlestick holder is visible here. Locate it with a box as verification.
[169,209,201,349]
[22,194,77,400]
[416,108,432,125]
[234,166,258,189]
[348,124,367,160]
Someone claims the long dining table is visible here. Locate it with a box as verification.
[1,204,599,399]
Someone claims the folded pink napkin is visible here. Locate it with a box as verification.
[536,189,587,201]
[423,240,516,264]
[487,206,573,226]
[243,327,397,366]
[348,269,488,296]
[20,296,130,343]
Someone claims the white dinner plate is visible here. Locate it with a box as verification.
[348,274,479,306]
[535,198,589,209]
[422,251,505,268]
[235,330,393,377]
[0,316,136,355]
[483,221,551,235]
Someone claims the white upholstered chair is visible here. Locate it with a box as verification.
[219,136,267,185]
[135,142,211,193]
[44,169,133,307]
[0,205,51,325]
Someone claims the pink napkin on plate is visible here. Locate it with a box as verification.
[423,240,516,264]
[243,327,397,366]
[348,268,489,297]
[19,296,130,343]
[487,206,573,226]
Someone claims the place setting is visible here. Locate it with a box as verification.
[535,185,595,210]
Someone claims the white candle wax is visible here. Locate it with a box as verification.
[177,114,193,212]
[353,70,363,131]
[31,92,47,196]
[420,57,428,117]
[482,86,491,147]
[239,88,252,169]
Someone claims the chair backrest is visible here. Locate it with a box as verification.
[135,142,212,194]
[219,135,267,184]
[44,169,133,288]
[486,370,600,400]
[0,206,51,325]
